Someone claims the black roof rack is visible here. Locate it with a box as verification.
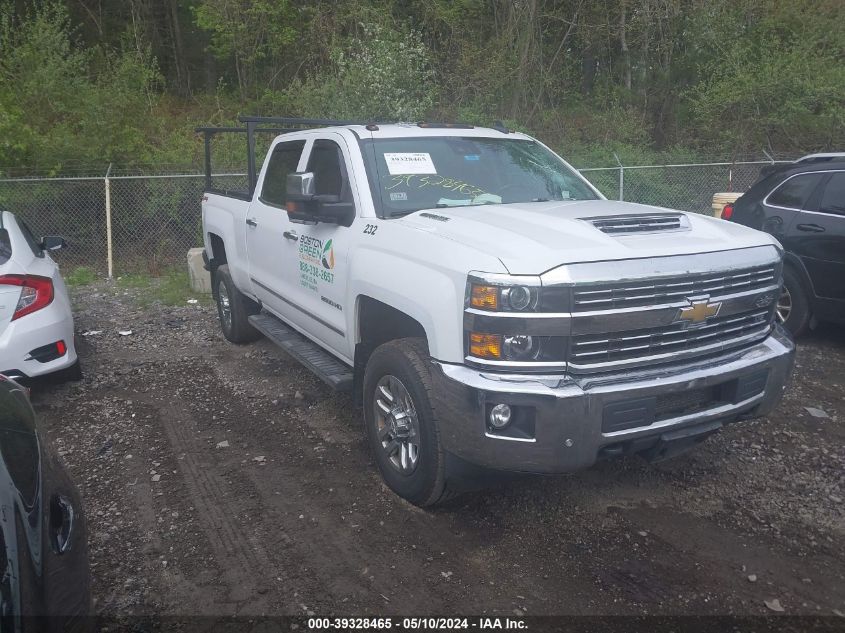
[196,116,379,196]
[196,116,514,196]
[238,115,370,127]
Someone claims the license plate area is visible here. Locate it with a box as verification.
[602,370,769,433]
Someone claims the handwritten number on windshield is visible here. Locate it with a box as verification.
[385,175,487,198]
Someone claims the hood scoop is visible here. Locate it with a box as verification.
[586,213,690,235]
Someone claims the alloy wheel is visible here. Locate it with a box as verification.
[776,285,792,324]
[373,375,421,475]
[217,279,232,331]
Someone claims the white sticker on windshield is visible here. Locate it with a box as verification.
[384,152,437,175]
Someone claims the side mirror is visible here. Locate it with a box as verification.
[286,172,315,200]
[285,172,354,226]
[40,235,67,252]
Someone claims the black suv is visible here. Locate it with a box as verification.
[726,159,845,336]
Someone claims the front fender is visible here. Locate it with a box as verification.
[349,247,489,363]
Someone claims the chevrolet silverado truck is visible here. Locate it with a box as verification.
[198,116,795,506]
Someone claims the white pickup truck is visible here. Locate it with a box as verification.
[199,116,794,506]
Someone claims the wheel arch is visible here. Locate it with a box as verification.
[782,252,817,310]
[207,232,227,267]
[353,296,428,406]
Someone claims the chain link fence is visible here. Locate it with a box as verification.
[0,160,787,275]
[579,161,784,213]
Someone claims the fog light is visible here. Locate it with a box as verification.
[489,403,512,429]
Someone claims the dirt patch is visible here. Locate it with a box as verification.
[33,282,845,617]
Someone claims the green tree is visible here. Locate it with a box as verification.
[285,23,437,122]
[688,0,845,153]
[0,0,162,172]
[192,0,296,99]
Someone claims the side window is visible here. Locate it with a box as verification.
[767,173,824,210]
[259,140,306,208]
[306,140,348,199]
[17,218,43,257]
[819,172,845,216]
[0,229,11,265]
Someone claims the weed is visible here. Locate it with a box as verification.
[114,268,210,307]
[64,266,98,286]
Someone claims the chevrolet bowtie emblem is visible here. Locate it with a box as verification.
[678,299,722,324]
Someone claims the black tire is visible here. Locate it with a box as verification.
[779,266,811,337]
[214,264,260,344]
[363,338,449,507]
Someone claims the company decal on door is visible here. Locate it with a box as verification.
[298,235,335,292]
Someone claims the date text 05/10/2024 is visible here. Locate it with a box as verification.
[307,617,527,630]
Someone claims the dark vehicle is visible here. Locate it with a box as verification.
[0,375,91,631]
[725,159,845,336]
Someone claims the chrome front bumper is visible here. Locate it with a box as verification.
[430,325,795,474]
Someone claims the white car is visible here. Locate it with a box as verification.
[0,211,80,382]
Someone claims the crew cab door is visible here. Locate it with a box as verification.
[245,138,307,315]
[784,170,845,311]
[278,135,358,359]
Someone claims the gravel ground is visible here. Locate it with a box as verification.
[32,281,845,618]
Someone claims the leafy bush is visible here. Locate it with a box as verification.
[0,0,161,173]
[286,24,437,122]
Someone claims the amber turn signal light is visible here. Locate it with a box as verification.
[469,333,502,359]
[470,284,499,310]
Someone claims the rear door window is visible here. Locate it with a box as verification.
[818,172,845,216]
[766,173,824,210]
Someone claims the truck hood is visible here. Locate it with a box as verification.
[398,200,780,275]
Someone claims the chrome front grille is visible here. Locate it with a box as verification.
[573,264,778,312]
[588,213,687,234]
[570,309,773,370]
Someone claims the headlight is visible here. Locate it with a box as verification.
[502,334,538,360]
[464,273,568,370]
[504,286,534,310]
[470,284,501,310]
[468,333,544,361]
[468,281,538,312]
[469,333,502,359]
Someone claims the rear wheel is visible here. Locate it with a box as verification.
[363,338,451,507]
[214,264,260,343]
[778,267,810,337]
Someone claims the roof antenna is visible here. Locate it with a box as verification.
[366,120,379,131]
[492,120,510,134]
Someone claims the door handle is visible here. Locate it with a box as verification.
[283,231,299,241]
[246,218,258,227]
[796,223,825,233]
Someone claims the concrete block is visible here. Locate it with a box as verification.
[187,248,212,293]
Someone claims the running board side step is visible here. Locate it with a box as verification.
[249,312,353,392]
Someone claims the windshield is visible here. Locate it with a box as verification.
[360,136,599,217]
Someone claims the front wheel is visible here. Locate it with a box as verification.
[214,264,260,343]
[363,338,450,507]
